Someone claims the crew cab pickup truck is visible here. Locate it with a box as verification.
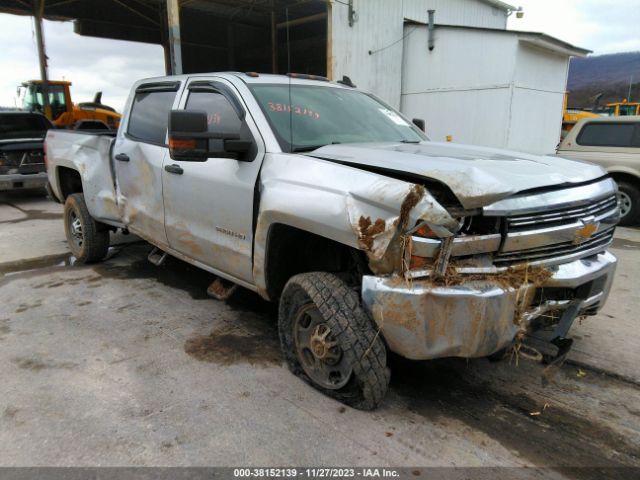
[46,73,619,409]
[558,116,640,226]
[0,111,51,192]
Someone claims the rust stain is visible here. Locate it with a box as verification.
[574,223,598,244]
[424,262,552,290]
[357,216,386,251]
[398,184,426,230]
[380,298,420,332]
[173,222,204,256]
[409,255,433,270]
[384,263,552,358]
[209,280,227,297]
[99,197,120,220]
[365,184,427,276]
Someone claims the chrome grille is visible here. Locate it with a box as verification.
[494,227,614,265]
[507,194,618,231]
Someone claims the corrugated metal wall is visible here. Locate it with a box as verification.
[329,0,570,154]
[399,27,569,154]
[400,27,515,149]
[329,0,508,109]
[509,43,569,153]
[403,0,507,28]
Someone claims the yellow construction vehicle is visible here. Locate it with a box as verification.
[606,100,640,116]
[17,80,121,130]
[561,92,599,139]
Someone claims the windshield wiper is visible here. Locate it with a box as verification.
[399,139,421,144]
[291,145,325,152]
[291,141,341,153]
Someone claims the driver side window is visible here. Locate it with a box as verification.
[185,91,242,135]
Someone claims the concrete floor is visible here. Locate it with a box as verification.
[0,191,639,474]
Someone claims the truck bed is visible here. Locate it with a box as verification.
[46,129,122,226]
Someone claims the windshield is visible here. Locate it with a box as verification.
[619,105,638,116]
[0,114,50,141]
[250,84,426,152]
[21,84,68,120]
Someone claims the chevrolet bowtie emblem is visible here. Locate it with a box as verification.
[573,218,599,245]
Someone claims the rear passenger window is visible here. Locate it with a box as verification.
[185,91,242,135]
[577,123,636,147]
[128,90,177,145]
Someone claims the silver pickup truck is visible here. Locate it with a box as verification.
[46,73,619,410]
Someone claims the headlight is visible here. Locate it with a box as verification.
[411,217,468,239]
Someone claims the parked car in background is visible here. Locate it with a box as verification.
[0,111,52,192]
[558,116,640,226]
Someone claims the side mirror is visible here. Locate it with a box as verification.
[412,118,425,132]
[168,110,251,161]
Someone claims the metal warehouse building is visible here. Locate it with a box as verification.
[2,0,589,154]
[331,0,589,154]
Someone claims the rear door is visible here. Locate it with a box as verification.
[162,77,264,283]
[113,82,180,246]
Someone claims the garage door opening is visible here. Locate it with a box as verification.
[0,0,329,78]
[88,0,329,76]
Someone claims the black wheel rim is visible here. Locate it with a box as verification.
[293,304,352,390]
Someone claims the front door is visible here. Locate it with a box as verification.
[113,82,180,246]
[162,77,264,283]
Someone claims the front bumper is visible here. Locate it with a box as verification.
[361,251,617,360]
[0,172,48,191]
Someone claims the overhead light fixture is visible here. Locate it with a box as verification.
[508,6,524,18]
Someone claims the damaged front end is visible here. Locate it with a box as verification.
[356,177,620,361]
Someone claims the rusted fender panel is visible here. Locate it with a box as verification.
[46,131,121,224]
[311,141,607,209]
[253,153,457,297]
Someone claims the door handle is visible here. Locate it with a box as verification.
[115,153,130,162]
[164,164,184,175]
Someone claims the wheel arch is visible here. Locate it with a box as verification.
[608,170,640,189]
[259,221,367,301]
[56,166,83,200]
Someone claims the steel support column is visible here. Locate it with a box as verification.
[166,0,182,75]
[33,0,51,119]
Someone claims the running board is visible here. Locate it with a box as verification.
[147,247,167,266]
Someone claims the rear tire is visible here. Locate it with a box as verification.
[279,272,390,410]
[63,193,109,263]
[617,181,640,227]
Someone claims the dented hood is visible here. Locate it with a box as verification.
[310,141,606,209]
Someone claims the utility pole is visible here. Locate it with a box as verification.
[33,0,51,119]
[628,75,633,102]
[166,0,183,75]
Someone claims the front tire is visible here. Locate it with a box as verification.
[617,181,640,226]
[278,272,390,410]
[63,193,109,263]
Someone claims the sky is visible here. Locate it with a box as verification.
[507,0,640,54]
[0,15,164,110]
[0,1,638,110]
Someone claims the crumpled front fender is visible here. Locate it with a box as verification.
[252,153,458,297]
